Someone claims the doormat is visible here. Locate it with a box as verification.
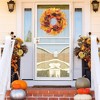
[32,85,72,88]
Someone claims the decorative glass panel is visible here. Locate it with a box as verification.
[37,44,69,78]
[74,8,82,42]
[24,8,32,42]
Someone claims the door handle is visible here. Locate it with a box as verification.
[33,38,40,44]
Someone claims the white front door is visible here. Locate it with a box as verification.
[35,4,72,80]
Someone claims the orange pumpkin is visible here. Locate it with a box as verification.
[11,80,27,90]
[77,88,90,94]
[12,84,21,89]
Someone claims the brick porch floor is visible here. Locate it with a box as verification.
[5,87,95,100]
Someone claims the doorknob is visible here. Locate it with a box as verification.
[33,38,40,44]
[36,38,40,43]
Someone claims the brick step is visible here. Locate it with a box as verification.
[5,87,95,100]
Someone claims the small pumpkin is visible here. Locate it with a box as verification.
[10,89,26,99]
[74,94,92,100]
[12,84,21,89]
[77,88,90,94]
[75,76,90,89]
[12,80,27,90]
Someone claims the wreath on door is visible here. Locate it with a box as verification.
[40,8,67,35]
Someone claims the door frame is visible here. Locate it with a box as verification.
[16,0,91,86]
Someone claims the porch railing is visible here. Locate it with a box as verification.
[0,36,15,100]
[91,35,100,100]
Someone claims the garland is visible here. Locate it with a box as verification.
[40,8,67,35]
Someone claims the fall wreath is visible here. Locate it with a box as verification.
[40,8,67,35]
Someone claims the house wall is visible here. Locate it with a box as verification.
[0,0,16,43]
[1,1,100,41]
[91,0,100,38]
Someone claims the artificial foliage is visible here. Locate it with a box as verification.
[74,33,99,69]
[40,8,67,35]
[10,32,28,81]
